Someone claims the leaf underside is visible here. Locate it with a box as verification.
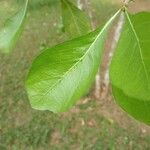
[110,11,150,125]
[26,11,120,113]
[61,0,91,38]
[0,0,28,53]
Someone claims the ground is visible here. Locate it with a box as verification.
[0,0,150,150]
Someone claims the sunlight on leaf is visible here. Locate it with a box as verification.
[26,10,120,113]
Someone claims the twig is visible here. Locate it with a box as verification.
[123,0,135,6]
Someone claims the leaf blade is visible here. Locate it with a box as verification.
[110,11,150,124]
[0,0,28,53]
[61,0,91,38]
[26,10,120,113]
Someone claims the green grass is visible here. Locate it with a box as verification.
[0,0,150,150]
[1,99,150,150]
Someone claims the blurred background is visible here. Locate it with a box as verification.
[0,0,150,149]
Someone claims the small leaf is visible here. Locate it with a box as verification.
[0,0,28,53]
[26,10,120,113]
[61,0,91,38]
[110,11,150,124]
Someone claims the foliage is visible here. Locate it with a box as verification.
[110,11,150,125]
[0,0,150,125]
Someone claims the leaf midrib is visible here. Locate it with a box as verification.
[63,0,82,36]
[0,0,28,48]
[33,10,121,97]
[12,0,28,36]
[125,11,150,88]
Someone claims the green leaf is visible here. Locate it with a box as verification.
[110,11,150,125]
[26,10,120,113]
[0,0,28,53]
[61,0,91,38]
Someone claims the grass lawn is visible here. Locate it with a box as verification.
[0,0,150,149]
